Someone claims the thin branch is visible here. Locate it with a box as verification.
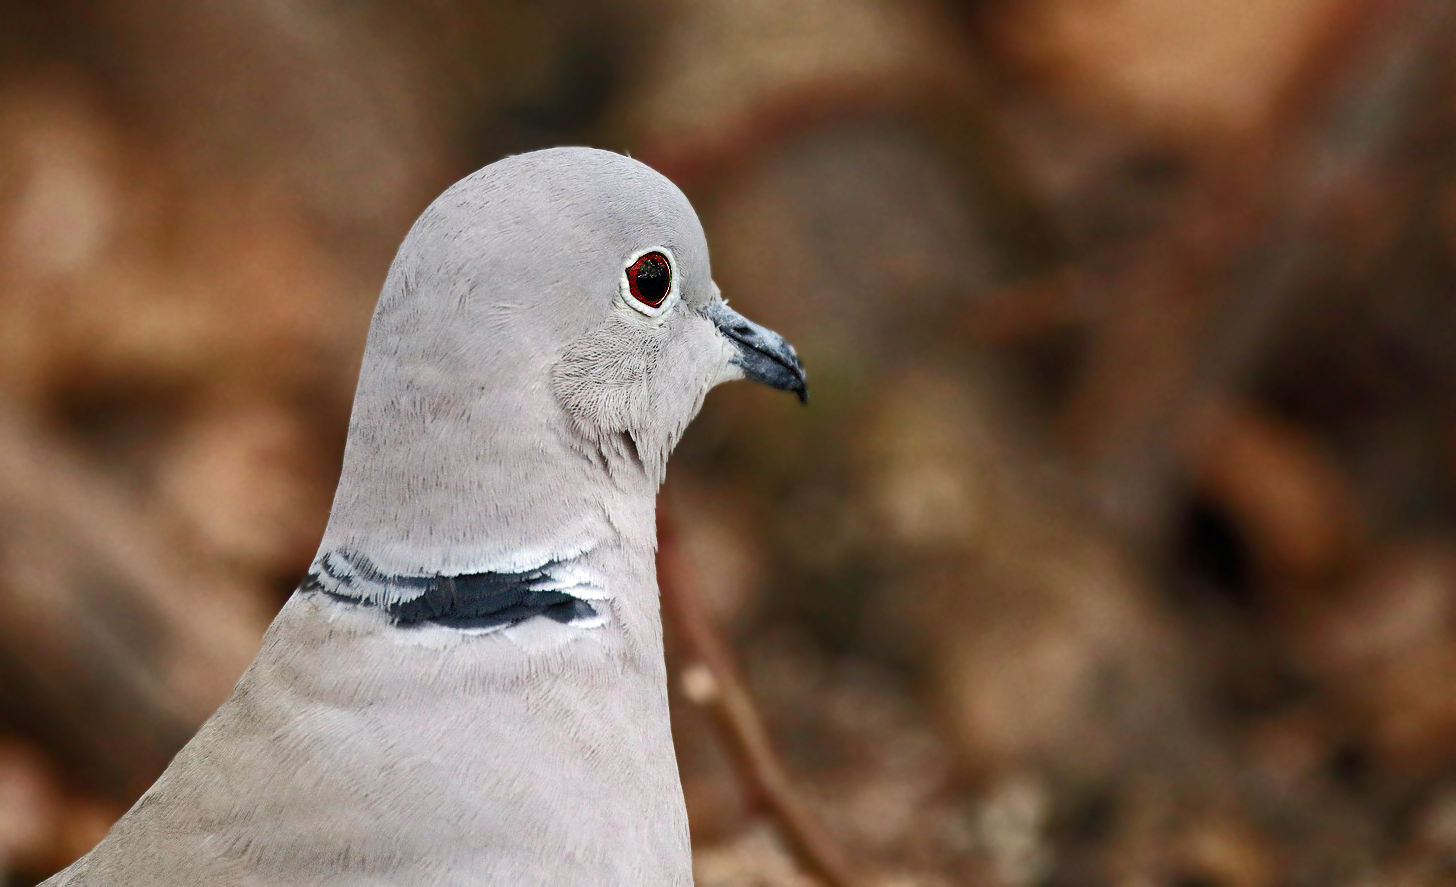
[657,506,865,887]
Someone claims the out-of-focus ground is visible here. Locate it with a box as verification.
[3,0,1456,884]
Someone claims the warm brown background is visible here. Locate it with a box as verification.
[3,1,1456,884]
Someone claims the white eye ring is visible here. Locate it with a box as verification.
[620,245,680,319]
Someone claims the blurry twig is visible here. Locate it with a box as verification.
[956,265,1094,343]
[658,506,865,887]
[1060,0,1456,545]
[0,398,268,796]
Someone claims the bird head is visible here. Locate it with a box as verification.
[319,148,805,576]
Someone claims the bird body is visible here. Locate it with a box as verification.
[44,148,805,886]
[54,548,687,885]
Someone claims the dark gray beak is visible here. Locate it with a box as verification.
[706,301,808,404]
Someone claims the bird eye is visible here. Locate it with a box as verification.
[626,252,672,308]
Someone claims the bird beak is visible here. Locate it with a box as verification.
[705,300,808,404]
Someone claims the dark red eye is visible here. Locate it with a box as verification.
[627,252,672,307]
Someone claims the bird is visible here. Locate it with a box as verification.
[43,147,806,886]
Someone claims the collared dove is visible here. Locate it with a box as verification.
[44,147,806,886]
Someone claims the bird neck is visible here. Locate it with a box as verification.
[316,390,665,579]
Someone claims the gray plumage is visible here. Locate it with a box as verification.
[44,147,805,887]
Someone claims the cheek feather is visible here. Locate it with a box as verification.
[550,312,728,484]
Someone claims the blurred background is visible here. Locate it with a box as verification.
[2,0,1456,884]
